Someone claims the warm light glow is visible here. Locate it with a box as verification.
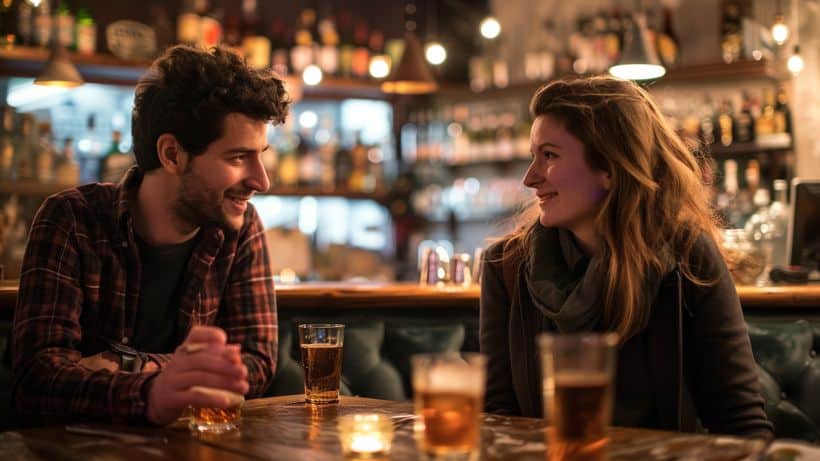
[609,63,666,81]
[368,55,391,79]
[788,50,804,76]
[479,17,501,39]
[302,65,323,86]
[350,433,385,454]
[425,42,447,65]
[772,16,789,45]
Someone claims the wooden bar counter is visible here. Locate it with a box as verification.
[2,281,820,320]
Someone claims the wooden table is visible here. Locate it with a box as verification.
[0,395,768,461]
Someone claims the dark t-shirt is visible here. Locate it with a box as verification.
[132,233,199,353]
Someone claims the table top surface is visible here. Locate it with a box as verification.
[0,395,776,461]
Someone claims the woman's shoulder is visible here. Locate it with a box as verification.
[681,232,727,279]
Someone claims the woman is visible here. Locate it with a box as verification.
[479,76,772,438]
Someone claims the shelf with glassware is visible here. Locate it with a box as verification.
[0,46,389,100]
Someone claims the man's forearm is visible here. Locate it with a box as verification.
[13,351,156,422]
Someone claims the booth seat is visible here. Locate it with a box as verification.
[267,308,820,443]
[0,311,818,442]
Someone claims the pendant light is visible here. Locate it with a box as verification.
[609,12,666,81]
[34,1,84,88]
[381,1,438,94]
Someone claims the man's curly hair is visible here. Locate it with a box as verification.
[132,45,290,171]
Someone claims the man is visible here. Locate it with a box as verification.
[11,45,289,425]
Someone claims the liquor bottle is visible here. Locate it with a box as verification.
[774,85,792,135]
[0,108,14,180]
[337,11,354,77]
[716,160,740,227]
[767,179,790,268]
[317,14,339,76]
[99,130,134,183]
[35,122,55,183]
[177,0,201,46]
[744,187,773,285]
[56,2,74,49]
[16,0,33,46]
[720,0,746,63]
[291,9,316,74]
[400,111,417,164]
[12,114,37,180]
[699,97,716,145]
[735,91,756,143]
[240,0,270,69]
[737,159,760,223]
[221,6,242,48]
[54,137,80,185]
[0,0,15,46]
[197,0,223,50]
[716,100,734,147]
[76,114,105,184]
[756,88,776,138]
[656,7,679,67]
[33,0,51,47]
[351,19,370,79]
[75,5,96,54]
[269,17,289,76]
[348,132,368,191]
[367,29,385,78]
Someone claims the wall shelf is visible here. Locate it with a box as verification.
[0,46,389,100]
[436,60,783,102]
[0,180,388,203]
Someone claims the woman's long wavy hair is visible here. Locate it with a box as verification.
[503,76,723,341]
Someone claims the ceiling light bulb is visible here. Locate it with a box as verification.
[771,15,790,45]
[787,45,804,76]
[425,42,447,65]
[480,17,501,39]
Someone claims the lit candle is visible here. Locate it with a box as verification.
[338,413,393,458]
[350,432,385,454]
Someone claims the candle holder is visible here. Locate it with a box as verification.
[337,413,393,459]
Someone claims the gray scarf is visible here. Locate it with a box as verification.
[524,223,675,335]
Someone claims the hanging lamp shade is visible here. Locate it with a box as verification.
[381,32,438,94]
[609,13,666,81]
[34,42,84,87]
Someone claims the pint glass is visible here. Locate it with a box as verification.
[539,333,618,461]
[298,324,345,404]
[411,353,486,458]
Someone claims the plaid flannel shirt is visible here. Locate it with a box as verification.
[11,167,278,423]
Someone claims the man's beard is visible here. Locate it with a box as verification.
[173,171,239,233]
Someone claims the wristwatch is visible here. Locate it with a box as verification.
[104,339,147,372]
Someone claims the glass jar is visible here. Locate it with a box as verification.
[723,228,765,285]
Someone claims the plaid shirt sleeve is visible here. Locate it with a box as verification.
[12,196,154,422]
[217,204,278,397]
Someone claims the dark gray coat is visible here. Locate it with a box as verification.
[479,232,773,439]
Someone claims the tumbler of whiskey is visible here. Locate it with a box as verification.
[188,386,245,434]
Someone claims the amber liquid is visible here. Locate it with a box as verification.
[300,343,343,404]
[189,405,242,434]
[415,390,481,454]
[547,373,611,461]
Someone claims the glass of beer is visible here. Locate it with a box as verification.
[188,386,245,434]
[298,323,345,405]
[411,352,486,459]
[538,333,618,461]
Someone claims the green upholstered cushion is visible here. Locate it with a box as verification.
[748,320,820,442]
